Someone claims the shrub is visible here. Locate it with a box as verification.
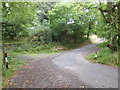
[87,47,119,67]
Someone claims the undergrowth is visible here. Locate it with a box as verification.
[14,40,91,54]
[87,41,119,67]
[14,42,63,54]
[2,53,26,87]
[0,52,2,88]
[1,40,92,87]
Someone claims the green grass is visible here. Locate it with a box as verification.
[14,42,62,54]
[2,52,26,87]
[14,40,92,54]
[0,52,2,89]
[87,41,119,67]
[0,52,2,65]
[3,39,25,44]
[64,40,92,50]
[1,39,92,87]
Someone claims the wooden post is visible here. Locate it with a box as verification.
[2,43,5,64]
[94,52,98,60]
[4,53,8,69]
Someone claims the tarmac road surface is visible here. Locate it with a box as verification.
[7,43,118,88]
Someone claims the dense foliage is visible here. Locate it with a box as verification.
[87,41,119,67]
[2,1,120,87]
[1,1,120,50]
[2,2,37,40]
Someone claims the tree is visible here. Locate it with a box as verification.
[48,2,93,43]
[94,1,120,51]
[2,2,36,40]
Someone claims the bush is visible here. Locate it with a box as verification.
[87,47,119,67]
[14,42,63,54]
[2,53,25,87]
[97,41,109,48]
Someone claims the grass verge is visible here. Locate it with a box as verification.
[87,41,119,67]
[2,52,26,88]
[14,40,92,54]
[0,52,2,89]
[3,39,25,44]
[1,39,92,87]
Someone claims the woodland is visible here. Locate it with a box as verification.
[2,2,120,50]
[1,1,120,87]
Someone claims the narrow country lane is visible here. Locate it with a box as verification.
[53,43,118,88]
[7,43,118,88]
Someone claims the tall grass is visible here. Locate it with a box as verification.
[14,40,92,54]
[87,41,119,67]
[2,53,25,87]
[0,52,2,89]
[2,40,92,87]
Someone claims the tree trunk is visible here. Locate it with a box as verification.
[2,43,5,64]
[118,1,120,50]
[87,33,89,39]
[52,33,57,42]
[107,35,117,51]
[87,23,91,39]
